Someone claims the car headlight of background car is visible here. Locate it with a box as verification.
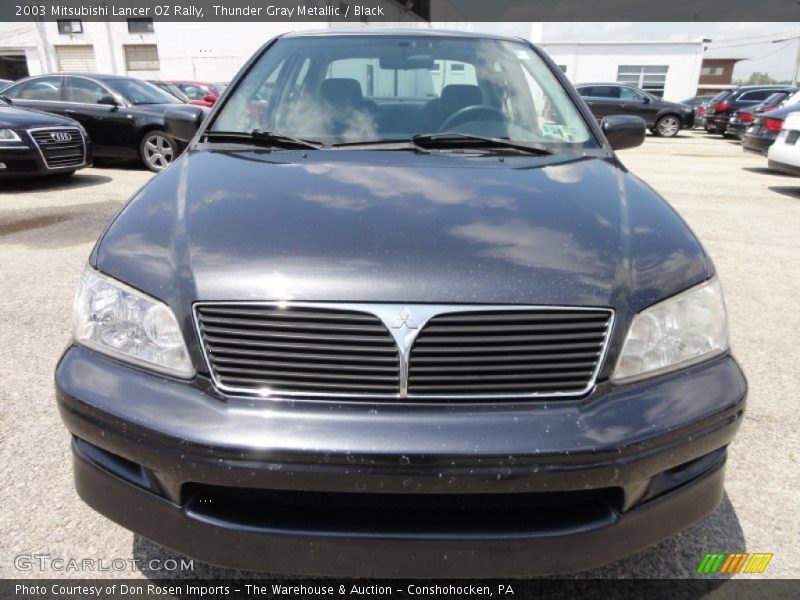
[612,278,729,383]
[0,129,22,142]
[73,267,194,378]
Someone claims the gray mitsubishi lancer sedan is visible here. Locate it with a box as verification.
[55,29,746,577]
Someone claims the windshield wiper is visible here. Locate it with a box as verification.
[204,129,324,150]
[411,132,553,155]
[330,138,431,153]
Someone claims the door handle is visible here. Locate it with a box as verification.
[64,109,77,114]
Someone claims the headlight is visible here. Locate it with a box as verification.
[612,278,729,383]
[73,267,194,378]
[0,129,21,142]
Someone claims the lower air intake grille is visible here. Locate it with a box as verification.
[195,304,400,395]
[407,308,612,397]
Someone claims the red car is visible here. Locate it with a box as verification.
[165,80,223,107]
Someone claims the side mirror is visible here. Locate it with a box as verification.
[165,105,206,142]
[0,95,11,105]
[601,115,646,150]
[97,94,119,107]
[642,96,652,104]
[203,94,217,105]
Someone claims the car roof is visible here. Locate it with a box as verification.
[575,83,640,87]
[281,27,526,43]
[19,72,134,82]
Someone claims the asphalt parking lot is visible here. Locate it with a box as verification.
[1,131,799,580]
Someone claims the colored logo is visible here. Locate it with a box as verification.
[696,552,773,574]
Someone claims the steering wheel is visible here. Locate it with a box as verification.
[439,105,505,132]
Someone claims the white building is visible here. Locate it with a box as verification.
[1,18,704,101]
[0,2,426,82]
[537,40,705,101]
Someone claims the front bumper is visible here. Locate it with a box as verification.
[0,139,92,178]
[56,345,747,577]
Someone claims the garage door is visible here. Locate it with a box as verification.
[54,45,96,71]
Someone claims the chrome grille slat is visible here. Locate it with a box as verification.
[196,304,401,395]
[195,303,612,399]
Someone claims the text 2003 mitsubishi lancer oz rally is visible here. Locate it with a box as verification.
[56,30,746,577]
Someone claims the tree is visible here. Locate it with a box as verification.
[733,72,779,85]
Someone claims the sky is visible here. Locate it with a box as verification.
[470,22,800,81]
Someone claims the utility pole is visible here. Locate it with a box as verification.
[793,38,800,86]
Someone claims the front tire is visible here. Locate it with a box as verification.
[140,130,178,173]
[655,115,681,137]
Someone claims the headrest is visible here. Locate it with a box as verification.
[320,78,364,107]
[440,84,483,113]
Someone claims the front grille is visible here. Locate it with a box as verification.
[195,303,613,399]
[408,308,612,397]
[184,483,620,534]
[29,128,85,169]
[195,304,401,395]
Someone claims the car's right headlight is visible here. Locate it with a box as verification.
[612,278,729,383]
[73,267,194,378]
[0,129,21,142]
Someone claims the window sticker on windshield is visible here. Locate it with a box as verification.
[541,123,578,141]
[515,50,530,60]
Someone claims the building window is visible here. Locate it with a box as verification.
[57,20,83,34]
[127,18,155,34]
[124,45,160,71]
[617,65,668,97]
[700,67,724,76]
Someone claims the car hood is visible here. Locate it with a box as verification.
[96,149,711,316]
[0,105,78,129]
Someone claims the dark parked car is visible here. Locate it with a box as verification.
[2,73,184,172]
[680,94,713,129]
[576,83,694,137]
[0,96,91,178]
[705,85,794,136]
[56,30,745,577]
[727,90,797,138]
[148,80,191,103]
[742,102,800,155]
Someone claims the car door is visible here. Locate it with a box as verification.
[63,76,136,157]
[576,85,620,122]
[619,86,657,125]
[4,76,65,116]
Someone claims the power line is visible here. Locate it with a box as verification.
[709,33,800,50]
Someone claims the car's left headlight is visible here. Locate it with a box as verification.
[612,278,729,383]
[0,129,21,142]
[73,267,194,378]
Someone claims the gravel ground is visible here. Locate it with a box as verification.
[1,131,798,581]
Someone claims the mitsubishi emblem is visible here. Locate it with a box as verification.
[391,307,418,330]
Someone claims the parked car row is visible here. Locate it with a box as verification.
[696,85,800,174]
[0,73,223,177]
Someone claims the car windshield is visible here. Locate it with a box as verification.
[210,34,597,150]
[105,78,182,105]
